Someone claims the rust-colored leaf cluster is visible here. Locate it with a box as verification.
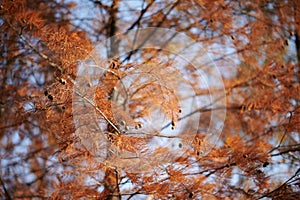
[0,0,299,199]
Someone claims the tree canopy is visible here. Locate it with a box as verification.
[0,0,299,199]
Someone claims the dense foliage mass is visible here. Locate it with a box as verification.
[0,0,299,199]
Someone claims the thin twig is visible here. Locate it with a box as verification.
[258,168,300,199]
[0,177,12,200]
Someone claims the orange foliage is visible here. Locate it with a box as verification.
[0,0,299,199]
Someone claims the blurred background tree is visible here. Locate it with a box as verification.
[0,0,299,199]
